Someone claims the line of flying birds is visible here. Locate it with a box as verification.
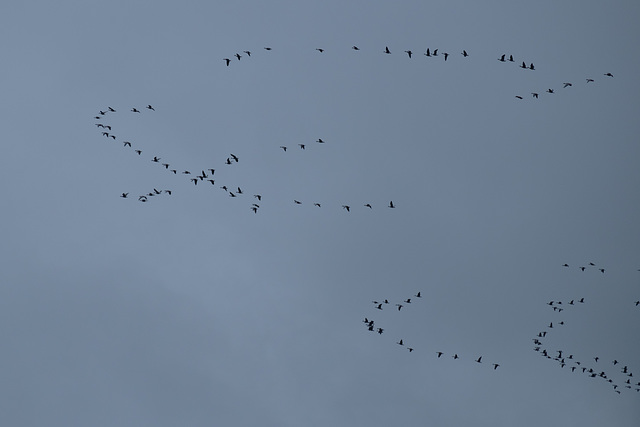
[94,106,396,213]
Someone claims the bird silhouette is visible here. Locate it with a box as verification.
[476,356,482,363]
[604,73,613,77]
[120,193,128,198]
[234,53,241,60]
[462,50,468,57]
[342,205,350,212]
[146,105,155,111]
[388,201,395,208]
[223,58,230,66]
[531,93,539,98]
[352,46,360,50]
[498,54,505,62]
[384,46,391,54]
[316,48,324,53]
[405,50,412,58]
[563,82,572,88]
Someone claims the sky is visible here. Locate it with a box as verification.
[1,1,640,426]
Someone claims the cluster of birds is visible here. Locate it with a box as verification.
[362,293,501,369]
[514,74,613,100]
[562,262,606,274]
[530,263,639,396]
[94,106,396,214]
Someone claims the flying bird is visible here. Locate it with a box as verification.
[146,105,155,111]
[498,54,505,62]
[388,201,395,208]
[131,108,140,113]
[298,144,305,149]
[384,46,391,54]
[279,146,287,151]
[425,48,431,57]
[254,194,262,200]
[243,51,251,56]
[531,93,539,98]
[294,200,302,204]
[342,205,350,212]
[108,107,116,112]
[462,50,468,57]
[563,82,572,88]
[316,138,324,143]
[223,58,230,66]
[405,50,412,58]
[476,356,482,363]
[120,193,128,198]
[234,53,241,60]
[586,78,594,83]
[604,73,613,77]
[443,52,449,61]
[230,153,239,162]
[135,150,142,155]
[264,47,272,50]
[352,46,360,50]
[493,364,500,370]
[529,63,535,70]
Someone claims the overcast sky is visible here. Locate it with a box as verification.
[2,1,639,426]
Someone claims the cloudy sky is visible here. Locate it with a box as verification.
[2,1,639,426]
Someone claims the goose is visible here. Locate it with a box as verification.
[405,50,412,58]
[135,150,142,155]
[254,194,262,200]
[498,54,505,62]
[388,201,395,208]
[316,48,324,52]
[131,108,140,113]
[230,153,239,162]
[342,205,350,212]
[243,51,251,56]
[462,50,468,57]
[384,46,391,54]
[146,105,155,111]
[223,58,231,66]
[234,53,241,60]
[120,193,128,198]
[108,107,116,112]
[476,356,482,363]
[531,93,539,98]
[443,52,449,61]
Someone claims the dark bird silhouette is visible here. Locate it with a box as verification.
[352,46,360,50]
[131,108,140,113]
[529,63,535,70]
[294,200,302,204]
[580,266,585,271]
[531,93,539,98]
[254,194,262,201]
[207,180,215,185]
[515,96,523,99]
[586,78,594,83]
[388,201,395,208]
[123,141,131,147]
[498,54,505,62]
[547,89,554,93]
[476,356,482,363]
[432,49,438,56]
[251,207,258,213]
[509,55,514,62]
[229,192,236,197]
[280,146,287,151]
[243,51,251,57]
[264,47,272,50]
[375,303,383,310]
[224,58,230,66]
[138,196,147,202]
[425,48,431,57]
[230,153,239,162]
[108,107,116,112]
[437,352,443,358]
[563,82,572,88]
[342,205,350,212]
[236,187,243,194]
[152,157,161,162]
[164,190,171,195]
[563,264,569,267]
[384,46,391,54]
[221,186,228,191]
[226,158,232,165]
[364,203,372,209]
[599,268,605,273]
[316,48,324,53]
[405,50,412,58]
[146,105,155,111]
[493,364,500,370]
[443,52,449,61]
[377,328,383,334]
[395,304,403,311]
[604,73,613,77]
[121,193,128,198]
[298,144,305,149]
[314,203,321,207]
[462,50,468,57]
[135,150,142,155]
[182,170,191,174]
[190,178,198,185]
[316,138,324,143]
[453,354,459,359]
[520,61,527,69]
[234,53,241,60]
[408,348,414,353]
[397,339,404,346]
[415,292,421,298]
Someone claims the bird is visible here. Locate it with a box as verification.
[243,51,251,57]
[563,82,572,88]
[279,146,287,151]
[462,50,468,57]
[146,105,155,111]
[563,264,569,267]
[182,170,191,174]
[236,187,243,194]
[294,200,302,204]
[264,47,272,51]
[298,144,305,149]
[599,268,605,273]
[498,54,505,62]
[352,46,360,50]
[520,61,527,69]
[397,339,404,346]
[375,304,383,310]
[138,196,147,202]
[515,96,523,99]
[316,138,324,143]
[407,348,414,353]
[131,108,140,113]
[123,141,131,147]
[529,63,535,70]
[432,49,438,56]
[229,192,236,197]
[230,153,239,162]
[437,352,443,358]
[395,304,403,311]
[531,92,539,98]
[493,364,500,370]
[342,205,351,212]
[152,157,160,162]
[314,203,321,207]
[388,201,395,208]
[580,266,585,271]
[226,158,232,165]
[415,292,421,298]
[108,107,116,112]
[254,194,262,201]
[508,54,514,62]
[364,203,372,209]
[316,48,324,53]
[377,328,383,334]
[547,89,554,94]
[586,78,594,83]
[220,186,228,191]
[208,169,215,175]
[476,356,482,363]
[405,50,412,58]
[234,53,241,60]
[207,180,215,185]
[120,193,128,198]
[251,207,258,213]
[453,354,459,359]
[604,73,613,77]
[153,188,161,195]
[384,46,391,54]
[223,58,230,66]
[425,48,431,57]
[190,178,198,185]
[135,150,142,155]
[164,190,172,195]
[443,52,449,61]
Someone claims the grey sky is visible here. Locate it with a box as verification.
[1,1,639,426]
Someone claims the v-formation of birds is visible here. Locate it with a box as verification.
[94,106,395,212]
[220,45,614,101]
[529,263,640,396]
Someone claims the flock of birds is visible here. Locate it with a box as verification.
[529,262,640,396]
[218,45,614,101]
[93,106,395,212]
[362,292,501,370]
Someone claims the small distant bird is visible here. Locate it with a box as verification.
[223,58,230,66]
[364,203,372,209]
[604,73,613,77]
[425,48,431,57]
[437,352,443,358]
[443,52,449,61]
[153,188,161,194]
[404,298,411,304]
[123,141,131,147]
[531,93,539,98]
[314,203,321,207]
[316,138,324,143]
[146,105,155,111]
[251,207,258,213]
[453,354,459,359]
[254,194,262,200]
[462,50,468,57]
[579,298,584,303]
[316,48,324,53]
[121,193,128,198]
[131,108,140,113]
[388,201,395,208]
[280,146,287,151]
[432,49,439,56]
[515,96,523,99]
[138,196,147,202]
[405,50,412,58]
[108,107,116,112]
[580,266,585,271]
[243,51,251,56]
[547,89,554,93]
[182,171,191,174]
[236,187,243,194]
[264,47,272,50]
[342,205,350,212]
[395,304,403,311]
[415,292,421,298]
[207,180,215,185]
[529,63,535,70]
[226,158,232,165]
[135,150,142,155]
[509,55,514,62]
[635,301,639,306]
[221,186,228,191]
[164,190,171,195]
[493,364,500,370]
[498,54,505,62]
[352,46,360,50]
[294,200,302,204]
[563,264,569,267]
[298,144,305,149]
[234,53,241,60]
[377,328,383,334]
[476,356,482,363]
[162,164,169,170]
[408,348,414,353]
[599,268,605,273]
[397,339,404,346]
[520,61,527,69]
[230,153,239,162]
[594,357,599,362]
[563,83,572,88]
[190,178,198,185]
[375,304,383,310]
[229,192,236,197]
[152,157,160,162]
[208,169,215,175]
[586,78,594,83]
[384,46,391,54]
[589,262,595,266]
